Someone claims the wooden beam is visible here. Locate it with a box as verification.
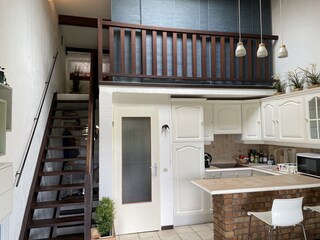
[59,15,111,28]
[65,47,109,54]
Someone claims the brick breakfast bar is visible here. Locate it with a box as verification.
[192,174,320,240]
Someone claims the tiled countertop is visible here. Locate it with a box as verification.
[192,174,320,195]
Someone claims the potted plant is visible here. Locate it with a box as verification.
[272,74,286,94]
[299,63,320,88]
[92,197,116,239]
[70,65,82,93]
[287,69,304,91]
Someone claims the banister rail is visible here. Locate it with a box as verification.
[15,51,58,187]
[84,53,95,240]
[98,20,278,84]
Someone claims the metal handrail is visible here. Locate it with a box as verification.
[15,51,59,187]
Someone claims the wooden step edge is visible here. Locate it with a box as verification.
[53,108,88,111]
[34,234,84,240]
[49,125,88,129]
[35,183,85,192]
[31,198,84,209]
[39,170,85,176]
[47,135,87,139]
[46,145,87,150]
[52,116,88,120]
[42,157,86,162]
[57,100,89,103]
[28,216,84,228]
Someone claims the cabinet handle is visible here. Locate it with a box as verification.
[257,121,261,124]
[276,120,279,124]
[305,118,309,122]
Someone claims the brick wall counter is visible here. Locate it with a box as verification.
[213,188,320,240]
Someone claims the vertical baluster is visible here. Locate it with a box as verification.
[220,37,226,79]
[211,36,216,79]
[131,29,136,74]
[230,37,235,80]
[265,40,270,80]
[98,19,104,81]
[201,35,207,78]
[192,34,197,78]
[182,33,187,77]
[109,26,114,76]
[162,32,168,76]
[142,30,147,75]
[152,30,157,76]
[256,40,261,80]
[247,39,252,80]
[120,28,125,73]
[239,57,244,80]
[172,32,177,77]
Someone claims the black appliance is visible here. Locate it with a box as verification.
[204,153,212,168]
[297,153,320,178]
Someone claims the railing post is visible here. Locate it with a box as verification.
[98,18,103,82]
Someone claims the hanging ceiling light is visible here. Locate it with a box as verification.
[257,0,268,58]
[235,0,246,57]
[278,0,288,58]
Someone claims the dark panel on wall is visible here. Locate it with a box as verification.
[200,0,209,30]
[174,0,201,29]
[141,0,175,27]
[208,0,237,32]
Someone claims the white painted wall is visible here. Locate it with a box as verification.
[99,88,174,227]
[0,0,65,239]
[271,0,320,78]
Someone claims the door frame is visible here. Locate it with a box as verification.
[113,106,161,234]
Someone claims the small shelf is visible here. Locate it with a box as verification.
[0,82,12,131]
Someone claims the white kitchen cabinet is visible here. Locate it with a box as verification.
[261,100,277,141]
[305,93,320,142]
[203,104,214,142]
[277,96,305,142]
[213,102,242,134]
[261,96,305,142]
[0,163,13,222]
[0,99,7,155]
[172,143,211,225]
[172,103,204,142]
[0,82,12,130]
[242,102,262,141]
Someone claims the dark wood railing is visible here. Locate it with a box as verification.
[98,20,278,84]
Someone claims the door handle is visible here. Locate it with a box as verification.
[151,163,158,177]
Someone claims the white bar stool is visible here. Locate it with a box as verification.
[303,205,320,213]
[247,197,307,240]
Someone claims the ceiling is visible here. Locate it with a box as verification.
[54,0,111,49]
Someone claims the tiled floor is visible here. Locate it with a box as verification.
[116,223,213,240]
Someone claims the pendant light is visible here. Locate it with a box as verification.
[278,0,288,58]
[235,0,246,57]
[257,0,268,58]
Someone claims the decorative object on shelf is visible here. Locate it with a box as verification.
[257,0,268,58]
[278,0,288,58]
[272,74,286,94]
[70,65,82,93]
[235,0,246,57]
[299,63,320,88]
[93,197,116,239]
[0,67,9,86]
[288,69,304,91]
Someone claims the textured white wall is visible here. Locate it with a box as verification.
[271,0,320,78]
[0,0,65,239]
[99,88,174,227]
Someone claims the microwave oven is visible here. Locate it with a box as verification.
[297,153,320,178]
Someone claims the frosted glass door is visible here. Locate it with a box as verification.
[122,117,151,204]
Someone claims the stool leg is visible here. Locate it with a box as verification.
[268,226,273,240]
[299,223,307,240]
[248,215,252,240]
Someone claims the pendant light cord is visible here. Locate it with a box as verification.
[259,0,263,43]
[280,0,284,45]
[238,0,241,42]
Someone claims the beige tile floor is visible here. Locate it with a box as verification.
[116,223,213,240]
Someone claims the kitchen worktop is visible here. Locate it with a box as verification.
[192,174,320,195]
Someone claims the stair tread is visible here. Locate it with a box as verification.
[57,99,88,103]
[42,157,86,162]
[28,216,84,228]
[46,146,87,150]
[48,135,87,139]
[39,170,85,176]
[35,183,85,192]
[34,234,84,240]
[50,125,88,129]
[52,116,88,119]
[31,198,84,209]
[54,108,88,111]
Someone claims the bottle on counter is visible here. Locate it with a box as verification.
[263,153,268,164]
[267,154,275,165]
[254,152,259,163]
[250,152,254,163]
[259,152,263,163]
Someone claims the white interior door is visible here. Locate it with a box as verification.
[113,107,160,235]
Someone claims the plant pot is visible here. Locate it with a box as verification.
[292,88,302,92]
[310,84,320,88]
[91,227,116,240]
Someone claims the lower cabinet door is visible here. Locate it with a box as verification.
[172,142,211,225]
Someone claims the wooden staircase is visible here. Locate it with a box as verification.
[19,95,96,240]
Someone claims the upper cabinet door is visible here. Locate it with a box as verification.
[172,104,204,142]
[242,102,262,141]
[276,96,305,142]
[261,100,276,141]
[305,93,320,142]
[213,103,242,134]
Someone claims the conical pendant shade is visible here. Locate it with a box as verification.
[235,42,246,57]
[278,44,288,58]
[257,43,268,58]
